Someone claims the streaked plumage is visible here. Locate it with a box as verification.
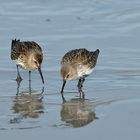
[11,39,44,84]
[60,48,100,99]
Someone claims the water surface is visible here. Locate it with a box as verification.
[0,0,140,140]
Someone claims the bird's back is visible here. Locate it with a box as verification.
[61,48,99,69]
[11,39,42,60]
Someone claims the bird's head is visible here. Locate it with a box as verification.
[29,53,43,69]
[61,64,77,81]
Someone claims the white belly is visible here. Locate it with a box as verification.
[77,65,94,78]
[85,67,94,75]
[13,59,27,69]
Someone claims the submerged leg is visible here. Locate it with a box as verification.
[29,71,31,82]
[16,65,22,82]
[77,78,85,98]
[16,79,21,95]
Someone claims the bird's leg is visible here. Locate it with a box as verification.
[77,78,84,92]
[16,65,22,82]
[77,78,85,98]
[16,79,21,95]
[77,79,81,89]
[29,71,31,82]
[29,71,31,94]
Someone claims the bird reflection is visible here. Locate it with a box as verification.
[10,81,44,123]
[61,98,98,128]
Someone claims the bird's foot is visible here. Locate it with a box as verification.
[78,87,85,99]
[79,90,85,99]
[16,75,22,83]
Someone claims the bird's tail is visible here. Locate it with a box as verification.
[90,49,100,66]
[92,49,100,59]
[11,39,20,48]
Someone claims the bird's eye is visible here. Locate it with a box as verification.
[66,74,70,78]
[34,61,37,64]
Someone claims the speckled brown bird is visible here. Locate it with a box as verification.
[11,39,44,84]
[60,48,100,98]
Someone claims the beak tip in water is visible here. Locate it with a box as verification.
[38,68,44,84]
[61,80,66,93]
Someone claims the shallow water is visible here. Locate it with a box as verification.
[0,0,140,139]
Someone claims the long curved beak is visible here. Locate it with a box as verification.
[61,80,66,93]
[38,67,44,84]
